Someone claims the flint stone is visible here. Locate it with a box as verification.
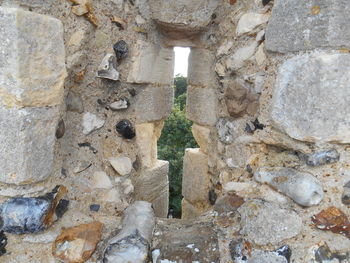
[97,53,119,81]
[298,149,340,166]
[110,99,128,110]
[254,167,324,207]
[0,106,59,185]
[103,201,155,263]
[66,91,84,113]
[109,156,132,176]
[149,0,218,35]
[238,199,302,245]
[236,13,269,36]
[0,7,66,108]
[82,112,105,135]
[266,0,350,53]
[271,52,350,143]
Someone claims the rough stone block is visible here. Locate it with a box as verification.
[265,0,350,53]
[181,199,204,220]
[127,41,174,85]
[0,7,66,107]
[186,86,217,126]
[133,160,169,217]
[149,0,218,36]
[188,48,216,87]
[135,86,174,122]
[135,122,164,168]
[191,124,210,154]
[0,106,59,185]
[271,52,350,143]
[182,148,210,204]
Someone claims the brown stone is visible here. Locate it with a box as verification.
[52,221,103,263]
[311,207,350,239]
[214,193,244,213]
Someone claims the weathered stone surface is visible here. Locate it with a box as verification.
[103,201,155,263]
[266,0,350,53]
[188,48,216,87]
[127,41,174,85]
[271,52,350,143]
[191,124,210,154]
[216,118,236,144]
[182,148,210,204]
[342,181,350,205]
[82,112,105,135]
[236,13,269,36]
[226,41,258,71]
[109,156,132,176]
[133,160,169,217]
[0,7,66,108]
[91,171,113,189]
[52,221,102,263]
[149,0,218,36]
[66,91,84,113]
[186,86,217,126]
[151,219,220,263]
[181,199,204,220]
[0,106,59,184]
[135,122,164,168]
[254,167,324,206]
[135,86,173,122]
[238,199,302,245]
[248,251,288,263]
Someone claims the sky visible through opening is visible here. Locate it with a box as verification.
[174,47,190,76]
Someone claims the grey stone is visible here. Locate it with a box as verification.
[226,41,258,71]
[271,52,350,143]
[254,167,324,206]
[91,171,113,189]
[236,13,269,36]
[103,201,155,263]
[135,86,173,122]
[149,0,218,36]
[109,156,132,176]
[132,161,169,218]
[342,181,350,205]
[110,99,128,110]
[0,7,66,108]
[127,41,174,85]
[266,0,350,53]
[82,112,105,135]
[66,91,84,113]
[97,53,119,81]
[188,48,216,87]
[248,251,288,263]
[216,118,236,144]
[0,106,59,185]
[186,86,217,126]
[298,149,340,166]
[238,199,302,245]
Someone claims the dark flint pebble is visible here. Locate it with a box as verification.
[116,120,135,139]
[298,149,339,166]
[113,40,129,61]
[90,204,100,212]
[208,189,217,205]
[274,245,291,263]
[315,243,348,263]
[56,119,65,139]
[262,0,272,6]
[78,142,98,154]
[0,231,7,256]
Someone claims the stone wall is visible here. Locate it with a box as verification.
[0,0,350,262]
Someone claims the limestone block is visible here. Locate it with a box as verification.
[236,13,269,36]
[182,148,210,204]
[265,0,350,53]
[0,7,66,108]
[0,106,59,185]
[135,122,164,168]
[191,124,210,154]
[271,52,350,143]
[132,160,169,217]
[181,199,206,220]
[186,86,217,126]
[127,41,174,85]
[188,48,216,87]
[149,0,218,35]
[135,86,174,122]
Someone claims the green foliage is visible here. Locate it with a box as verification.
[157,75,198,218]
[174,74,187,97]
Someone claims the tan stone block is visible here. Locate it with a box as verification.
[135,86,174,122]
[191,124,210,154]
[0,7,66,108]
[182,148,210,203]
[133,160,169,217]
[135,121,164,168]
[181,199,209,220]
[127,40,174,85]
[188,48,216,87]
[186,86,217,126]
